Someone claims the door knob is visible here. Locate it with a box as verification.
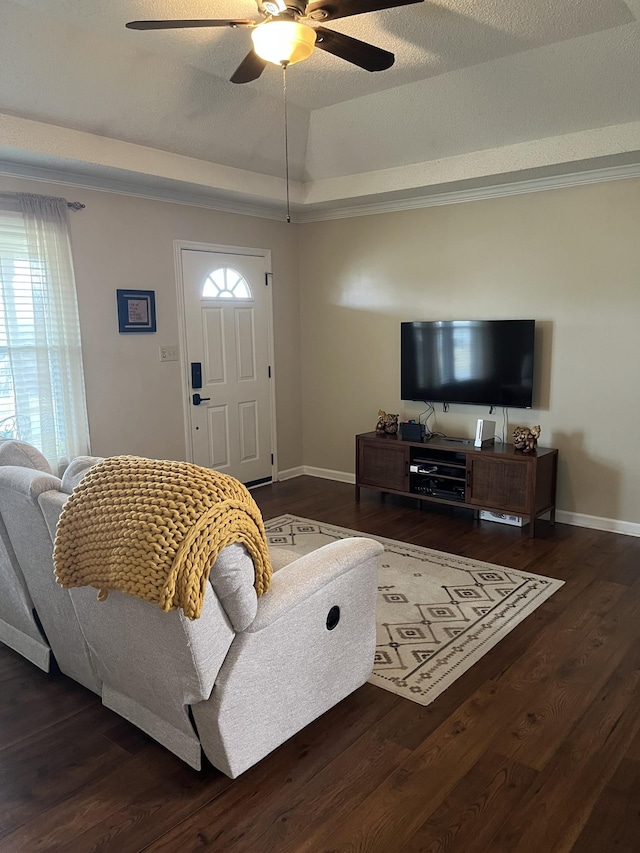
[192,393,211,406]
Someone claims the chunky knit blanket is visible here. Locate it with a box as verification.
[53,455,272,620]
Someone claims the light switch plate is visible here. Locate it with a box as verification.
[159,345,178,362]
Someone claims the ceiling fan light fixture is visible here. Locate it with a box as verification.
[251,20,316,66]
[262,0,288,14]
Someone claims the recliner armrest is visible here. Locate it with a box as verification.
[37,490,68,542]
[0,466,61,499]
[245,537,383,632]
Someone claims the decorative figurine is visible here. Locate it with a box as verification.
[376,410,399,434]
[513,424,541,453]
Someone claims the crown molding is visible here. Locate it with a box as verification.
[295,162,640,222]
[0,160,291,221]
[2,158,640,225]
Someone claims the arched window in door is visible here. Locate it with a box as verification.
[202,267,252,299]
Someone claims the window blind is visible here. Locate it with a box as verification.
[0,193,89,472]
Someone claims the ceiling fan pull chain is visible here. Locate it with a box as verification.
[282,62,291,223]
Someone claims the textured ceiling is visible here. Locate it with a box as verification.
[1,0,640,213]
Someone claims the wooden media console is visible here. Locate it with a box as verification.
[355,431,558,539]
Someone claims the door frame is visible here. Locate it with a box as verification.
[174,240,278,482]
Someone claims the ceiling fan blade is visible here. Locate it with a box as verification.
[231,51,268,84]
[126,20,254,30]
[314,27,394,71]
[305,0,423,21]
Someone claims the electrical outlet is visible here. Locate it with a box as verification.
[159,345,178,362]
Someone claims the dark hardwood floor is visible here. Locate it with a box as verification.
[1,476,639,852]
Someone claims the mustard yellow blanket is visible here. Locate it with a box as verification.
[53,456,272,620]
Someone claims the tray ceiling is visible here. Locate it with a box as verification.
[2,0,640,215]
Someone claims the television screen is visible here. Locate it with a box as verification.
[401,319,535,408]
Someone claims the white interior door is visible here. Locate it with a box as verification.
[179,246,274,485]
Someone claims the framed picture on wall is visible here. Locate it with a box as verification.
[116,289,156,333]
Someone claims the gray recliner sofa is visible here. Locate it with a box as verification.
[0,439,57,671]
[1,444,383,777]
[0,455,101,693]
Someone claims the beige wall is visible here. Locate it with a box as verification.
[0,176,303,472]
[299,178,640,527]
[3,173,639,527]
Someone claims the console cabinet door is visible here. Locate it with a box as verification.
[358,440,409,492]
[467,456,531,514]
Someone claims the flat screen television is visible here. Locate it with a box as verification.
[401,319,535,408]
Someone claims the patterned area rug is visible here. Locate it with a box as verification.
[264,515,564,707]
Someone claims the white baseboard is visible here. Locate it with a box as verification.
[303,466,356,484]
[555,510,640,538]
[277,469,640,539]
[277,466,305,481]
[277,466,355,484]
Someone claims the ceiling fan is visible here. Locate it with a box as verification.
[126,0,424,84]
